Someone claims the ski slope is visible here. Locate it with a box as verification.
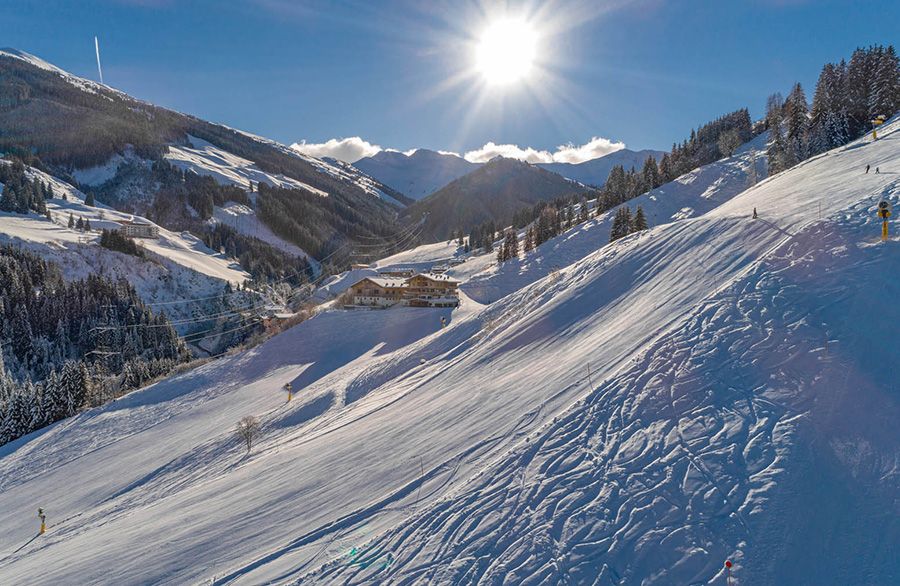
[0,119,898,585]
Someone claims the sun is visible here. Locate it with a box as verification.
[475,18,538,85]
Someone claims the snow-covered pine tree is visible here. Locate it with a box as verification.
[869,45,899,119]
[578,198,589,223]
[766,105,786,175]
[60,361,88,418]
[784,82,809,164]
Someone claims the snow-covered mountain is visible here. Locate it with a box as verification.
[353,149,479,200]
[539,147,666,186]
[1,102,896,586]
[353,148,664,200]
[404,156,588,241]
[0,48,407,265]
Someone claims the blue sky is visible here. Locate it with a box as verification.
[3,0,897,162]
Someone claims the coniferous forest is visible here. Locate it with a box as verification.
[0,245,188,447]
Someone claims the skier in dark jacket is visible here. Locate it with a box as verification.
[866,164,871,173]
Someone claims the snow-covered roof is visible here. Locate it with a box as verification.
[352,276,407,289]
[409,272,460,284]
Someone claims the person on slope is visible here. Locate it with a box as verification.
[753,207,758,219]
[866,164,871,173]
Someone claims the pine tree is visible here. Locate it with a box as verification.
[60,361,88,417]
[523,226,534,253]
[784,82,809,163]
[85,191,96,207]
[609,207,633,242]
[68,213,75,229]
[632,206,649,232]
[766,105,787,174]
[869,45,899,119]
[506,230,518,259]
[642,156,660,189]
[0,185,15,212]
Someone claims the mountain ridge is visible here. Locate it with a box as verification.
[353,147,665,200]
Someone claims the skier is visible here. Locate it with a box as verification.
[752,207,758,219]
[866,164,870,174]
[876,167,880,174]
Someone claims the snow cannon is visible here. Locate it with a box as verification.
[871,114,887,140]
[878,201,891,241]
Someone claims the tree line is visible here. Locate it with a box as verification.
[0,157,51,216]
[767,44,899,174]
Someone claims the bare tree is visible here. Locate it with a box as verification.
[236,416,260,453]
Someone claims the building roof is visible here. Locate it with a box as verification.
[352,276,407,289]
[408,272,461,285]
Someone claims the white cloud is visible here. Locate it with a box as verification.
[464,142,555,164]
[290,137,382,163]
[551,137,626,164]
[464,136,625,164]
[290,135,625,165]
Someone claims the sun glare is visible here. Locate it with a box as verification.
[476,19,537,85]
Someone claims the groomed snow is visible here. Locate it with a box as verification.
[0,118,898,585]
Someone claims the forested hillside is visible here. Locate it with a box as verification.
[404,157,588,241]
[0,246,188,447]
[0,49,405,268]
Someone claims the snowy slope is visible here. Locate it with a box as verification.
[165,136,328,197]
[0,119,897,586]
[461,131,769,304]
[0,161,249,317]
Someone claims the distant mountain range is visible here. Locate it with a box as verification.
[403,157,589,242]
[353,149,479,201]
[538,149,667,187]
[354,147,665,200]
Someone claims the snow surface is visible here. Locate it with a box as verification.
[0,161,249,312]
[1,119,898,585]
[211,202,314,265]
[165,135,328,197]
